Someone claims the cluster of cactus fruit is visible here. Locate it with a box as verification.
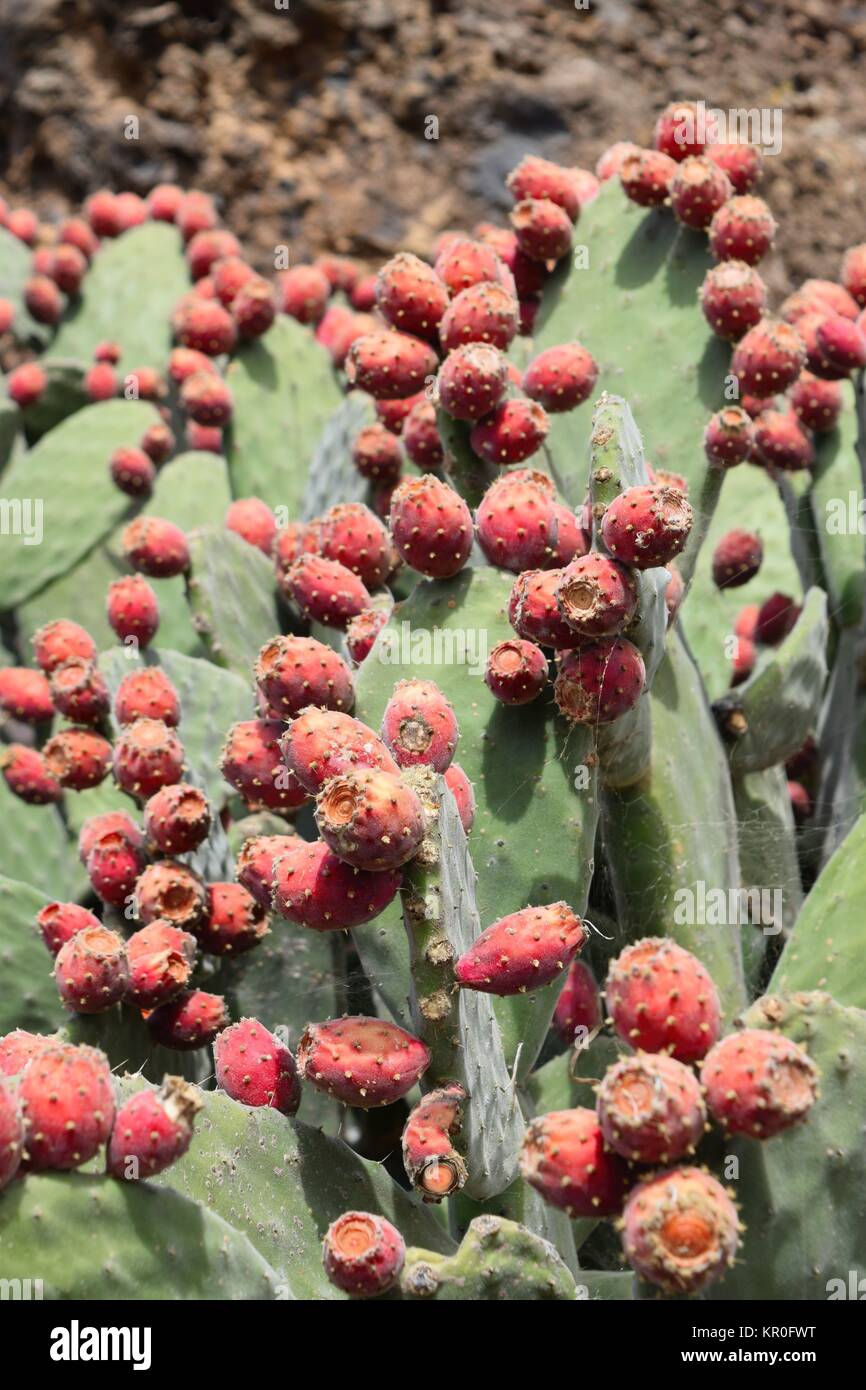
[0,98,864,1300]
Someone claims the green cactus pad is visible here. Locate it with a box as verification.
[16,359,88,440]
[401,1214,578,1300]
[0,785,85,901]
[733,765,802,992]
[300,392,377,521]
[65,1006,212,1085]
[185,525,281,678]
[0,875,65,1036]
[808,386,865,629]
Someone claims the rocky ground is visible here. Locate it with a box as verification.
[1,0,864,295]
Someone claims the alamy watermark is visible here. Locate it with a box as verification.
[673,101,783,157]
[673,882,783,935]
[0,497,43,545]
[375,621,488,676]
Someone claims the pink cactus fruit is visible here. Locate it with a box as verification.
[731,318,807,398]
[454,901,586,996]
[86,830,146,909]
[135,861,206,931]
[271,840,401,932]
[402,1085,467,1202]
[470,398,549,465]
[43,728,112,792]
[439,280,519,354]
[220,718,308,811]
[147,989,229,1051]
[298,1016,430,1107]
[255,635,354,720]
[475,469,562,573]
[345,330,439,400]
[323,1211,406,1298]
[712,530,763,589]
[19,1042,115,1171]
[653,101,706,160]
[122,517,190,579]
[520,1107,632,1217]
[789,372,843,433]
[402,399,443,469]
[552,959,602,1044]
[485,638,548,706]
[388,474,474,579]
[280,553,372,629]
[375,252,448,340]
[107,1076,203,1180]
[600,483,693,568]
[510,198,573,262]
[597,1052,707,1164]
[703,405,755,466]
[554,637,646,725]
[144,782,211,855]
[346,608,389,665]
[125,920,198,1009]
[509,568,581,649]
[700,261,767,341]
[197,882,269,956]
[32,619,96,673]
[352,422,404,484]
[620,148,676,207]
[705,142,763,195]
[109,445,155,498]
[278,265,331,323]
[214,1018,301,1115]
[106,575,160,647]
[0,666,54,722]
[0,1080,23,1190]
[36,901,100,956]
[622,1167,740,1295]
[54,925,129,1014]
[225,497,277,555]
[316,503,392,589]
[556,552,639,637]
[380,678,458,772]
[605,938,722,1063]
[315,766,426,871]
[113,718,185,798]
[115,670,180,731]
[522,342,598,413]
[753,409,815,471]
[236,833,306,909]
[0,1030,59,1078]
[709,195,777,264]
[755,591,800,645]
[437,343,508,421]
[280,708,399,795]
[668,156,731,230]
[48,657,110,725]
[700,1028,819,1139]
[443,762,476,834]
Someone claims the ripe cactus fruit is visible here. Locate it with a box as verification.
[221,718,307,810]
[109,445,155,498]
[147,990,229,1050]
[437,343,508,421]
[596,1053,707,1164]
[380,679,459,772]
[699,261,767,341]
[455,902,586,996]
[605,938,722,1063]
[48,657,110,724]
[668,156,731,230]
[509,568,580,649]
[278,264,331,323]
[813,313,866,376]
[507,154,584,219]
[32,619,96,674]
[510,198,573,262]
[620,148,676,206]
[140,421,175,465]
[444,762,476,833]
[225,497,278,555]
[232,276,278,340]
[0,1030,58,1077]
[281,554,372,629]
[19,1042,115,1171]
[0,1080,22,1191]
[113,718,185,798]
[553,959,601,1043]
[753,408,815,471]
[175,189,218,241]
[214,1018,301,1115]
[789,372,843,432]
[600,483,693,568]
[706,142,763,195]
[731,630,754,683]
[86,830,146,908]
[841,242,866,308]
[402,399,443,469]
[255,635,354,719]
[703,405,755,466]
[346,608,389,664]
[755,592,800,646]
[107,1076,202,1180]
[0,666,54,722]
[37,901,99,956]
[485,638,548,706]
[375,252,449,339]
[144,782,211,854]
[43,728,112,791]
[709,195,777,266]
[122,516,190,578]
[622,1167,740,1295]
[439,281,519,353]
[352,422,403,484]
[186,228,241,279]
[654,101,704,160]
[315,767,426,871]
[0,745,61,804]
[317,503,392,588]
[298,1016,430,1107]
[198,882,268,955]
[8,362,47,408]
[475,469,562,572]
[556,553,639,637]
[323,1212,406,1298]
[115,667,180,726]
[389,474,473,579]
[212,254,256,306]
[136,860,206,931]
[271,840,401,931]
[180,370,233,427]
[25,273,63,324]
[470,398,549,465]
[712,530,763,589]
[86,363,120,403]
[700,1028,819,1139]
[237,833,305,909]
[54,925,129,1014]
[554,637,646,724]
[78,813,144,866]
[106,575,160,648]
[402,1085,467,1201]
[522,342,598,412]
[281,707,399,795]
[731,318,806,398]
[125,920,198,1009]
[520,1107,631,1217]
[345,330,439,400]
[550,503,588,566]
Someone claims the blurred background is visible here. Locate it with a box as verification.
[0,0,863,294]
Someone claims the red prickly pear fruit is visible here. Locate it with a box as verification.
[620,148,676,206]
[109,445,155,498]
[32,619,96,674]
[316,767,426,871]
[113,718,185,799]
[507,155,582,220]
[107,1076,202,1180]
[37,902,100,957]
[439,281,519,354]
[0,1080,22,1190]
[19,1042,115,1171]
[345,331,439,401]
[554,638,646,725]
[600,483,693,568]
[280,707,399,795]
[814,313,866,376]
[556,553,639,638]
[187,422,222,453]
[433,236,512,295]
[753,408,815,471]
[443,762,475,834]
[114,191,148,230]
[43,728,112,791]
[299,1016,430,1108]
[86,831,145,908]
[402,1085,467,1201]
[24,274,63,324]
[211,255,255,306]
[597,1052,707,1165]
[135,861,206,931]
[381,679,459,772]
[175,190,218,241]
[605,937,722,1063]
[509,568,580,650]
[123,366,165,403]
[54,925,129,1014]
[174,297,237,355]
[709,194,777,265]
[522,343,598,413]
[114,667,180,727]
[180,370,233,427]
[316,502,392,588]
[6,207,39,244]
[389,474,474,579]
[351,273,378,311]
[510,198,573,262]
[221,719,307,811]
[198,881,268,955]
[122,516,190,578]
[755,591,800,646]
[700,261,767,342]
[712,530,763,589]
[520,1108,631,1218]
[237,833,306,909]
[278,265,331,323]
[0,1030,58,1077]
[78,812,144,867]
[622,1167,740,1295]
[373,388,424,434]
[789,372,843,433]
[315,305,369,366]
[375,253,449,340]
[48,657,110,725]
[125,920,198,1009]
[323,1211,406,1297]
[186,228,242,280]
[346,608,389,665]
[731,318,806,398]
[271,840,401,932]
[663,572,683,632]
[455,902,586,996]
[254,635,354,719]
[352,423,403,484]
[788,779,812,823]
[0,666,54,722]
[314,254,359,293]
[654,101,706,160]
[706,142,763,195]
[402,399,444,469]
[730,634,756,686]
[232,278,278,339]
[668,156,731,230]
[225,496,277,555]
[139,421,175,465]
[144,782,211,855]
[0,745,61,804]
[86,363,120,402]
[8,362,47,408]
[60,217,97,258]
[147,989,229,1050]
[553,959,601,1044]
[470,398,549,465]
[703,406,755,467]
[701,1028,819,1139]
[106,575,160,648]
[596,140,641,181]
[147,183,184,221]
[485,638,548,706]
[280,553,372,629]
[215,1017,301,1114]
[475,469,561,572]
[273,520,319,572]
[437,342,508,421]
[841,243,866,308]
